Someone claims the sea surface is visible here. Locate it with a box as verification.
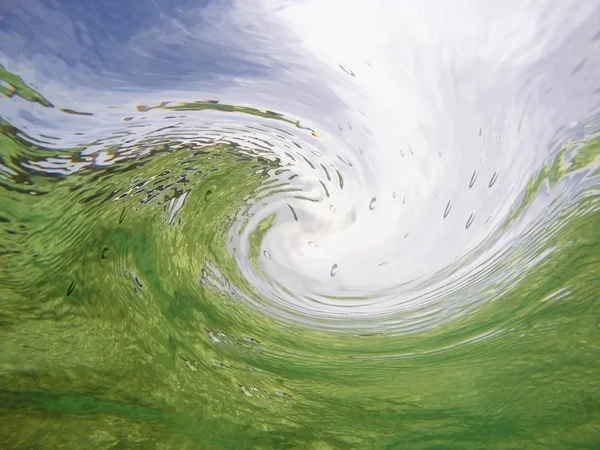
[1,1,599,448]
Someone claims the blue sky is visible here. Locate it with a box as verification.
[0,0,272,89]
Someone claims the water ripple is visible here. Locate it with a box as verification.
[1,0,600,448]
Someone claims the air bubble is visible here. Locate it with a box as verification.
[331,264,339,277]
[443,199,452,218]
[263,251,271,259]
[466,213,475,229]
[339,65,355,76]
[469,170,478,188]
[287,204,298,221]
[369,197,377,210]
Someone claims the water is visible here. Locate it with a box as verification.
[1,1,600,448]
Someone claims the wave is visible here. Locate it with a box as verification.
[1,0,600,448]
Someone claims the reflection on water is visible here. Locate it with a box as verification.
[1,0,600,448]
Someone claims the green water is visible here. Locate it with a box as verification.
[1,67,600,449]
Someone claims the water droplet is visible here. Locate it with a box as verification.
[330,205,336,213]
[404,231,411,239]
[330,264,339,277]
[119,206,126,224]
[101,247,109,259]
[443,199,452,218]
[369,197,377,210]
[339,65,355,76]
[336,169,345,190]
[466,213,475,229]
[365,60,371,66]
[66,280,75,297]
[489,171,498,188]
[378,261,389,267]
[469,170,478,188]
[308,241,318,247]
[336,155,353,167]
[393,191,398,199]
[320,164,331,181]
[287,203,298,221]
[263,251,271,259]
[319,180,331,198]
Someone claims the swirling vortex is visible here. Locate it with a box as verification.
[1,1,600,448]
[215,0,600,334]
[1,0,599,339]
